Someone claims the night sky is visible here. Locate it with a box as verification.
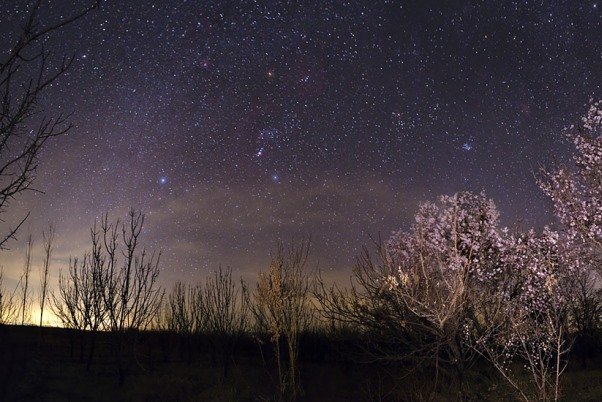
[1,1,600,292]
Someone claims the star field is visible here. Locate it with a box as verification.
[1,0,600,284]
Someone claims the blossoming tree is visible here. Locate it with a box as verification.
[316,190,580,400]
[471,227,577,402]
[540,100,602,264]
[317,191,507,392]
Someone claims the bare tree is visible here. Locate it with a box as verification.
[204,266,249,378]
[248,239,314,400]
[19,235,33,325]
[38,223,54,326]
[0,0,99,249]
[51,223,109,367]
[569,267,602,356]
[161,268,250,372]
[161,281,205,363]
[164,281,203,335]
[97,210,164,333]
[205,267,248,336]
[51,250,107,365]
[51,221,110,334]
[52,256,104,331]
[52,210,163,376]
[0,267,18,324]
[315,244,458,392]
[91,209,164,385]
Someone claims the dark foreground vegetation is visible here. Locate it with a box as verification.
[0,324,600,401]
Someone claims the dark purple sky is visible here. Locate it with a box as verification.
[1,1,600,292]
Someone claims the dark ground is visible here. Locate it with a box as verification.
[0,325,600,401]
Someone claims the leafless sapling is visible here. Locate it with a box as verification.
[38,223,54,326]
[248,239,314,399]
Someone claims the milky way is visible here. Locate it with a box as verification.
[1,1,600,287]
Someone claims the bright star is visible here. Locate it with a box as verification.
[159,177,168,185]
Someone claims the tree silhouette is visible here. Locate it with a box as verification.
[248,239,314,399]
[38,223,54,326]
[0,268,18,324]
[0,0,99,249]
